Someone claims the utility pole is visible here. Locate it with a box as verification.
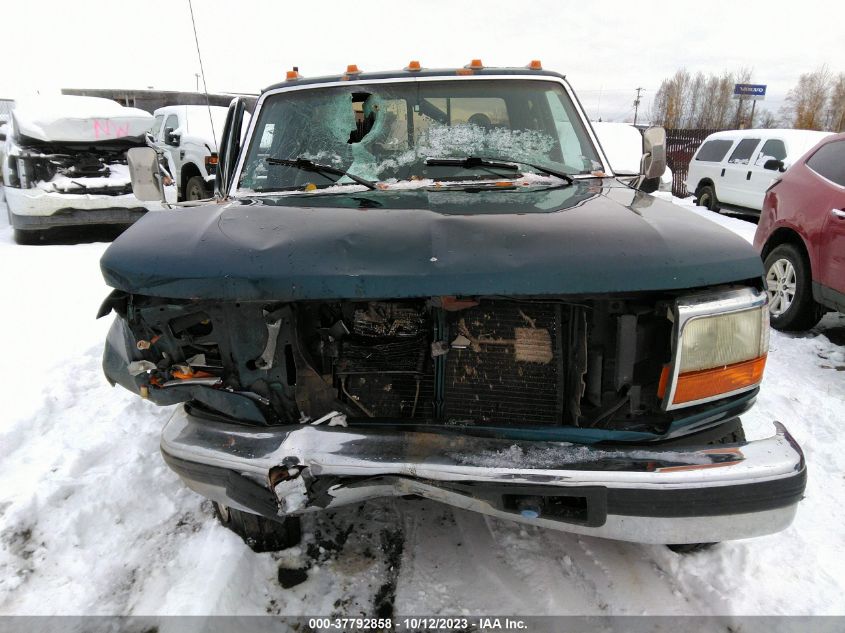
[633,87,644,126]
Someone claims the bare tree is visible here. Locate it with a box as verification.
[781,66,834,130]
[757,109,779,128]
[825,73,845,132]
[652,68,752,129]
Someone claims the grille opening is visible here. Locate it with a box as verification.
[308,297,671,429]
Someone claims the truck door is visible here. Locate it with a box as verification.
[720,137,761,208]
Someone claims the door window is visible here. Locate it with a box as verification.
[754,139,787,166]
[807,140,845,187]
[150,115,164,139]
[695,139,734,162]
[727,138,761,165]
[164,114,179,134]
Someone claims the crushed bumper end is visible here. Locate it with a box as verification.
[161,406,805,544]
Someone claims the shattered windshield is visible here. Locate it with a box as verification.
[237,79,602,192]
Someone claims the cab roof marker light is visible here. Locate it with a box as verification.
[405,60,422,71]
[527,60,543,70]
[466,59,484,69]
[345,64,361,75]
[285,69,300,81]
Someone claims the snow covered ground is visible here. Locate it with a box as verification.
[0,194,843,617]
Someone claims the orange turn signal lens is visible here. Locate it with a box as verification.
[670,355,767,405]
[205,155,219,166]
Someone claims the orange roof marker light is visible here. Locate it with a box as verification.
[345,64,361,75]
[285,68,301,81]
[405,60,422,72]
[466,59,484,70]
[527,60,543,70]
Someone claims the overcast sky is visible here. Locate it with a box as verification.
[3,0,842,122]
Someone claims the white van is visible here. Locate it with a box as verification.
[685,128,833,215]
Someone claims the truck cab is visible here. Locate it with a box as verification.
[148,105,230,201]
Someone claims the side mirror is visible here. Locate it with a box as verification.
[216,97,248,198]
[763,159,785,172]
[637,126,667,193]
[126,147,165,202]
[164,127,180,146]
[640,126,667,179]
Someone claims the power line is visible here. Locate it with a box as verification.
[187,0,217,149]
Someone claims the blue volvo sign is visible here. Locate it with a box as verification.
[733,84,767,100]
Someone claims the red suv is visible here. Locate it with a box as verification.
[754,132,845,331]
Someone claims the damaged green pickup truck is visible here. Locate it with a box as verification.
[99,63,805,552]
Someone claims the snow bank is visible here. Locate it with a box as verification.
[12,96,152,143]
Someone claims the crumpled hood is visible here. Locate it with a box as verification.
[100,182,763,300]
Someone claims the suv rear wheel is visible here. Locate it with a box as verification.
[764,243,823,331]
[213,502,301,552]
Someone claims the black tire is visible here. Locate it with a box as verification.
[14,229,44,245]
[213,502,301,552]
[763,243,823,332]
[185,175,211,201]
[695,184,719,211]
[665,422,744,553]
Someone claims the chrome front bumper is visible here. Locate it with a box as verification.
[161,406,806,544]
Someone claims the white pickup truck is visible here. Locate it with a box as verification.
[148,105,230,201]
[2,95,167,244]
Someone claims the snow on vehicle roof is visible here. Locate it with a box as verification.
[701,128,835,161]
[153,105,238,151]
[12,95,153,143]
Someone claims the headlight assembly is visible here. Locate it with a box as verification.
[661,288,769,409]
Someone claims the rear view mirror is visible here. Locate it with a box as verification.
[127,147,165,202]
[637,126,667,193]
[763,159,785,172]
[640,126,667,179]
[164,128,180,147]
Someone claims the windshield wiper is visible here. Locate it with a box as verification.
[265,157,377,190]
[425,156,574,185]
